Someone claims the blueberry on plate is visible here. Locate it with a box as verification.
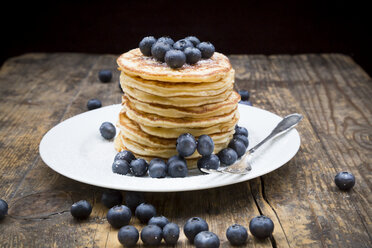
[184,217,209,242]
[249,216,274,239]
[335,172,355,190]
[238,90,250,101]
[107,205,132,228]
[135,203,156,223]
[0,199,8,220]
[197,154,220,173]
[130,159,149,177]
[165,50,186,69]
[228,138,247,158]
[173,39,194,51]
[197,135,214,156]
[197,42,215,59]
[101,190,123,208]
[148,216,169,228]
[115,150,136,163]
[125,191,145,212]
[98,69,112,83]
[87,99,102,110]
[235,125,248,137]
[226,224,248,246]
[194,231,220,248]
[139,36,157,56]
[176,133,197,157]
[185,36,201,46]
[100,122,116,140]
[141,224,163,246]
[240,100,252,106]
[157,36,175,46]
[149,158,167,178]
[112,159,130,175]
[233,134,249,148]
[218,148,238,166]
[184,47,202,65]
[151,42,172,62]
[167,157,188,178]
[163,222,180,245]
[118,225,139,246]
[70,200,92,219]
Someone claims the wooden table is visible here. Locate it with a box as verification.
[0,53,371,247]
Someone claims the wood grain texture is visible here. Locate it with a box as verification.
[0,53,371,247]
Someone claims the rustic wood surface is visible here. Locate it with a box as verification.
[0,53,371,248]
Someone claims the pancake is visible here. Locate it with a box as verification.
[117,48,232,83]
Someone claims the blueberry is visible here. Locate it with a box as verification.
[173,39,194,51]
[139,36,157,56]
[184,47,202,65]
[228,138,247,158]
[98,69,112,83]
[249,216,274,239]
[107,205,132,228]
[184,217,209,242]
[176,133,197,157]
[165,50,186,69]
[70,200,92,219]
[118,225,139,246]
[100,122,116,140]
[151,42,172,62]
[115,150,136,163]
[141,224,163,246]
[101,190,123,208]
[112,159,130,175]
[240,100,252,106]
[335,172,355,190]
[125,191,145,211]
[226,224,248,246]
[157,36,175,46]
[194,231,220,248]
[130,159,148,177]
[135,203,156,223]
[167,155,186,164]
[233,134,249,148]
[149,158,167,178]
[197,154,220,173]
[197,42,215,59]
[238,90,250,101]
[185,36,201,46]
[163,223,180,245]
[87,99,102,110]
[148,216,169,228]
[197,135,214,156]
[218,148,238,165]
[0,199,8,220]
[235,125,248,137]
[167,157,188,178]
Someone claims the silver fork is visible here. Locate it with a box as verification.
[201,113,303,175]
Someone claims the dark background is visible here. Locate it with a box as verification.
[2,0,371,75]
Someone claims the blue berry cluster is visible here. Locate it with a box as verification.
[139,36,215,68]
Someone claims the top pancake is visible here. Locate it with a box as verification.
[117,48,232,83]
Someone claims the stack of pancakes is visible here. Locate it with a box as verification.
[114,48,240,168]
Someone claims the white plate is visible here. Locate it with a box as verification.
[39,104,301,192]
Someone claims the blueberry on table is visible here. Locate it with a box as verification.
[149,158,167,178]
[139,36,157,56]
[100,122,116,140]
[218,148,238,165]
[163,222,180,245]
[98,69,112,83]
[197,42,215,59]
[157,36,175,46]
[249,215,274,239]
[167,157,188,178]
[197,134,214,156]
[101,190,123,208]
[194,231,220,248]
[125,191,145,212]
[335,172,355,190]
[184,47,202,65]
[165,50,186,69]
[228,138,247,158]
[151,42,172,62]
[233,134,249,148]
[148,215,169,228]
[112,159,130,175]
[130,159,148,177]
[226,224,248,246]
[87,99,102,110]
[115,150,135,163]
[197,154,220,173]
[135,203,156,223]
[70,200,92,219]
[240,100,252,106]
[184,217,209,242]
[176,133,197,157]
[173,39,194,51]
[235,125,248,137]
[0,199,8,220]
[118,225,139,246]
[238,90,250,101]
[141,224,163,246]
[185,36,201,46]
[107,205,132,228]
